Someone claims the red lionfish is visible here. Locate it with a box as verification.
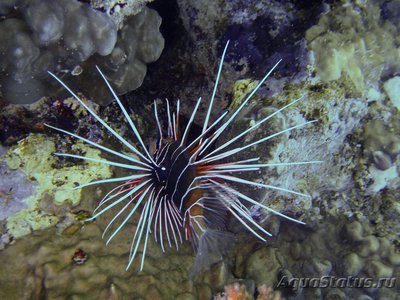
[45,41,320,274]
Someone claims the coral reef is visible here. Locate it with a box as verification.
[0,0,164,105]
[0,0,400,299]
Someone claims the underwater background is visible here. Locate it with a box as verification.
[0,0,399,299]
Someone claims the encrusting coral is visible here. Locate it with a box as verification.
[306,2,400,95]
[1,133,112,238]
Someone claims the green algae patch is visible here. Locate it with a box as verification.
[306,3,400,95]
[229,79,259,111]
[6,210,59,238]
[2,133,112,238]
[258,79,351,127]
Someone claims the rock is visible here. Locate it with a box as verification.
[311,259,332,277]
[289,242,302,260]
[364,260,393,278]
[342,252,363,276]
[387,248,400,265]
[341,221,364,242]
[383,76,400,111]
[303,287,323,300]
[61,223,81,236]
[145,285,163,300]
[372,151,392,171]
[245,247,280,285]
[203,261,229,290]
[98,283,122,300]
[325,288,346,300]
[357,295,374,300]
[196,283,213,300]
[175,292,195,300]
[358,235,380,257]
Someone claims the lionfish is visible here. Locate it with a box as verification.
[46,41,320,274]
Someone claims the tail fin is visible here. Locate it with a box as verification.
[189,229,234,278]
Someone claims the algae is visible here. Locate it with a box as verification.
[229,79,259,111]
[1,133,112,238]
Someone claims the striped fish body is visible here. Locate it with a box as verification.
[153,139,196,209]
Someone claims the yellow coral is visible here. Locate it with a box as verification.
[306,4,400,94]
[2,133,112,238]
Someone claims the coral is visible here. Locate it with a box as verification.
[170,0,321,127]
[355,119,400,196]
[0,161,37,221]
[0,94,108,146]
[90,0,154,28]
[6,210,59,238]
[256,285,284,300]
[383,76,400,111]
[0,0,164,105]
[231,217,400,299]
[218,52,399,299]
[102,7,164,98]
[0,221,199,299]
[0,232,12,250]
[72,248,88,265]
[366,165,398,194]
[214,282,252,300]
[1,133,112,238]
[230,79,259,111]
[1,1,400,299]
[224,77,369,221]
[177,0,320,78]
[306,2,400,94]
